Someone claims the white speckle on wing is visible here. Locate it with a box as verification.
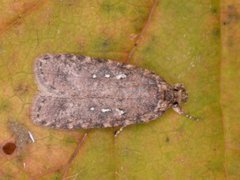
[104,74,111,78]
[101,108,111,113]
[116,108,125,116]
[90,107,95,111]
[92,74,97,79]
[116,73,127,79]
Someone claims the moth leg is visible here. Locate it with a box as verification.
[172,103,199,121]
[114,126,126,137]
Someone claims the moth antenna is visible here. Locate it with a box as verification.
[172,103,199,121]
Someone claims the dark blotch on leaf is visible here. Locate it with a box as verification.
[2,142,16,155]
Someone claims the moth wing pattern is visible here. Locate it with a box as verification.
[32,93,163,129]
[32,53,173,129]
[34,54,88,96]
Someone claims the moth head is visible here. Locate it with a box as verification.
[173,83,188,104]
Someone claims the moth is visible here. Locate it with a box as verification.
[32,54,196,136]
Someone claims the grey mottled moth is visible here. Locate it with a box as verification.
[32,53,195,135]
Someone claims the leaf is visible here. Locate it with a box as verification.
[0,0,239,179]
